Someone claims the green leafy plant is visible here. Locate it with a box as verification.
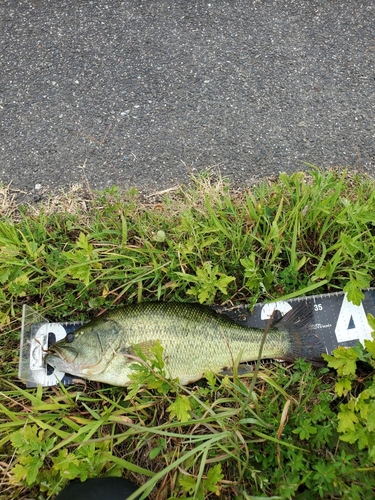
[8,423,122,496]
[176,261,235,303]
[323,313,375,461]
[173,463,224,500]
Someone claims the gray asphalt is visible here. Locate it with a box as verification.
[1,0,374,199]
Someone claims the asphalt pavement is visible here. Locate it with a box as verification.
[1,0,374,199]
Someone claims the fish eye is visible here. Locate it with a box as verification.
[65,333,75,343]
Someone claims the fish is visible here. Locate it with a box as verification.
[45,301,325,386]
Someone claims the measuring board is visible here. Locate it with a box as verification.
[213,288,375,354]
[18,289,375,388]
[19,306,85,388]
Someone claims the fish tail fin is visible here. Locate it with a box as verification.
[274,301,326,365]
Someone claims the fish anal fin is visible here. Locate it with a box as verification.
[219,363,254,377]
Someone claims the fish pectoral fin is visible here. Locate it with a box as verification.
[119,340,159,361]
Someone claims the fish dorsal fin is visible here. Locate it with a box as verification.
[120,340,159,361]
[211,304,250,325]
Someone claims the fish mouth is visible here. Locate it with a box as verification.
[45,345,80,374]
[47,344,78,364]
[46,345,103,375]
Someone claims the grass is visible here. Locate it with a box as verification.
[0,168,375,499]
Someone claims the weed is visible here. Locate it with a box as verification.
[1,169,375,498]
[323,313,375,462]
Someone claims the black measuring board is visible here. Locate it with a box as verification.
[214,288,375,355]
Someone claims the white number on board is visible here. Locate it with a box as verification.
[335,294,372,344]
[261,301,292,320]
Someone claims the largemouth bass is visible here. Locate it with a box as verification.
[45,302,324,386]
